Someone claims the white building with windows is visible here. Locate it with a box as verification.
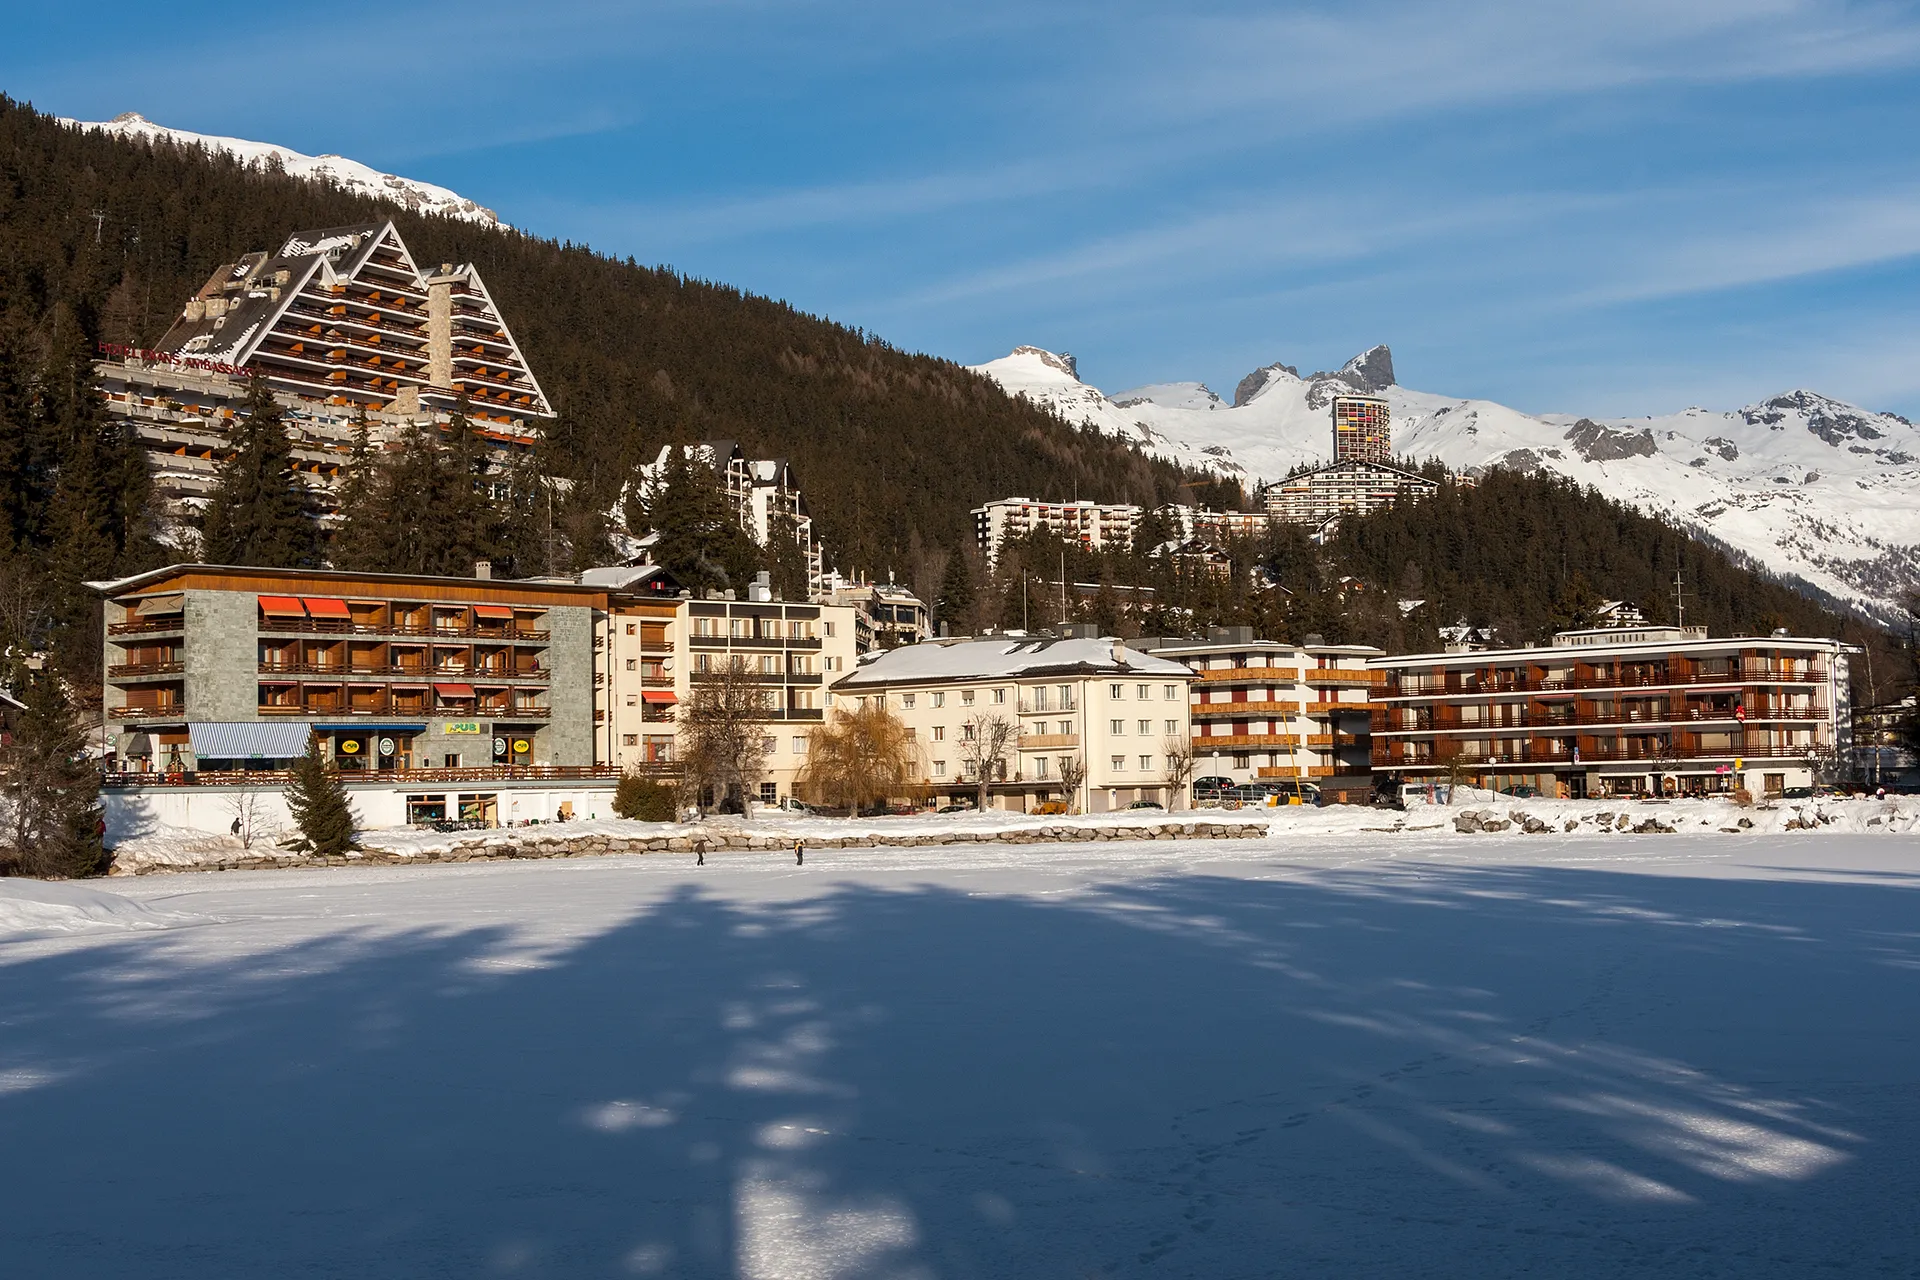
[971,498,1142,568]
[829,634,1195,812]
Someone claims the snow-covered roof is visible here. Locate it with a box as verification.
[835,636,1190,689]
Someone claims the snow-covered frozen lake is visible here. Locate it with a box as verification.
[2,830,1917,1277]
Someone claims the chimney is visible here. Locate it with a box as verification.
[474,560,492,580]
[1111,640,1127,665]
[424,267,457,389]
[748,571,772,603]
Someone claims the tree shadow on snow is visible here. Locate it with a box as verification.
[0,859,1916,1279]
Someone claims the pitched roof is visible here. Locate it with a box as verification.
[834,636,1190,688]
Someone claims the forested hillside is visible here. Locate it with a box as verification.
[0,95,1194,583]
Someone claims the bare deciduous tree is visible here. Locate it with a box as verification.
[681,656,772,815]
[1057,753,1088,813]
[1161,735,1196,810]
[796,701,927,815]
[959,713,1018,812]
[223,789,275,850]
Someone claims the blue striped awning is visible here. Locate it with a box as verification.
[188,721,315,761]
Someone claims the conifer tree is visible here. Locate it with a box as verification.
[199,375,322,568]
[329,408,390,572]
[0,331,36,554]
[432,399,499,576]
[284,733,358,857]
[764,511,811,601]
[1,668,104,878]
[935,549,975,634]
[647,446,758,593]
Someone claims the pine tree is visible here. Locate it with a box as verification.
[283,733,358,857]
[935,549,976,635]
[0,331,36,555]
[648,446,758,593]
[764,511,811,601]
[329,408,390,571]
[199,375,322,568]
[1,669,104,878]
[431,397,498,576]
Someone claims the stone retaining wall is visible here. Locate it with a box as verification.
[113,819,1270,875]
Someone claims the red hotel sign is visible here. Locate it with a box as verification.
[97,342,246,377]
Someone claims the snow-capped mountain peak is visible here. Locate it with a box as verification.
[969,343,1920,621]
[64,113,502,227]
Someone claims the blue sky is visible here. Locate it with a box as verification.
[9,0,1920,417]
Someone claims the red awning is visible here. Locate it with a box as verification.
[434,683,475,698]
[302,597,351,617]
[258,596,306,617]
[642,691,678,704]
[472,605,513,619]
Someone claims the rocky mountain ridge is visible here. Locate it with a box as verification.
[972,344,1920,622]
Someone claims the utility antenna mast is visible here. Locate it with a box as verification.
[1672,562,1688,629]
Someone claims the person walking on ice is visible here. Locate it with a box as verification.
[794,839,804,866]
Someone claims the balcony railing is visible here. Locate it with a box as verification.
[1373,706,1830,733]
[1192,666,1300,683]
[1191,700,1301,718]
[1302,670,1383,687]
[1018,733,1080,749]
[108,618,186,636]
[256,618,550,641]
[108,705,185,720]
[108,661,184,677]
[1382,666,1831,697]
[1193,733,1302,749]
[257,662,550,681]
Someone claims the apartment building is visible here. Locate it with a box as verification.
[636,442,825,597]
[819,578,930,650]
[831,635,1195,812]
[1367,626,1855,798]
[972,498,1142,568]
[596,578,861,807]
[90,564,610,832]
[1139,628,1382,789]
[1262,461,1437,532]
[1331,394,1393,464]
[98,219,548,523]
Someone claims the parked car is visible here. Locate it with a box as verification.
[1192,775,1236,803]
[936,802,976,815]
[1125,799,1165,810]
[1033,800,1070,816]
[1781,786,1814,800]
[1498,784,1541,799]
[776,797,820,814]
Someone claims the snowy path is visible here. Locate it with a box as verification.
[2,833,1917,1277]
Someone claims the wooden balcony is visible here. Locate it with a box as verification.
[1191,700,1300,718]
[108,661,185,677]
[1193,733,1302,749]
[1018,733,1080,749]
[1302,670,1382,687]
[1192,666,1299,684]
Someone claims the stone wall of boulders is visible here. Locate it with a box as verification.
[112,819,1270,875]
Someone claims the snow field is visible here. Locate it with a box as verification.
[1,829,1916,1277]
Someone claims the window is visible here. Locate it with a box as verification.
[1166,720,1179,734]
[625,659,637,670]
[933,760,947,776]
[1110,683,1124,698]
[993,688,1006,704]
[1138,720,1152,735]
[694,653,712,672]
[932,726,945,741]
[761,736,777,754]
[1111,755,1126,770]
[1111,719,1125,734]
[932,691,945,707]
[825,621,836,637]
[759,782,778,804]
[1233,754,1250,770]
[625,695,637,707]
[1059,685,1075,709]
[625,623,636,635]
[792,737,807,753]
[759,655,780,675]
[1137,684,1150,699]
[730,618,750,638]
[444,753,461,768]
[1035,758,1049,778]
[901,693,916,709]
[622,733,638,746]
[962,724,977,741]
[695,617,717,637]
[962,690,976,706]
[1140,755,1153,771]
[1164,685,1178,700]
[1059,722,1073,736]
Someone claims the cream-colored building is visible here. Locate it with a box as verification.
[591,572,860,806]
[829,635,1195,812]
[1139,628,1382,788]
